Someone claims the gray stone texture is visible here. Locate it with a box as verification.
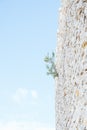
[56,0,87,130]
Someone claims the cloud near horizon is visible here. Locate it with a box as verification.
[0,121,55,130]
[13,88,28,104]
[31,90,38,99]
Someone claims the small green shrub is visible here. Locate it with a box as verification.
[44,52,58,79]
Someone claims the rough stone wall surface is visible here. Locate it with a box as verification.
[56,0,87,130]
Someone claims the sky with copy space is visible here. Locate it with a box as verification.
[0,0,60,130]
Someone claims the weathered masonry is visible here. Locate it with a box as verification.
[56,0,87,130]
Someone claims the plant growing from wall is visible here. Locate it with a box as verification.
[44,52,58,79]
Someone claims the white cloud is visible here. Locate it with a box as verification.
[13,88,28,104]
[0,121,55,130]
[31,90,38,99]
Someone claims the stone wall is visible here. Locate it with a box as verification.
[56,0,87,130]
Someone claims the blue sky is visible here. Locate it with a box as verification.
[0,0,60,130]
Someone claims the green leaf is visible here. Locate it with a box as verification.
[52,52,55,57]
[44,57,49,62]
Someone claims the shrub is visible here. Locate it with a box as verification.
[44,52,58,79]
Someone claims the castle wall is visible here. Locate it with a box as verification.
[56,0,87,129]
